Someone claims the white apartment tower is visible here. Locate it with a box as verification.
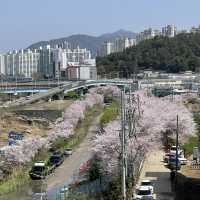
[3,49,40,78]
[100,42,114,56]
[65,46,91,63]
[136,28,161,44]
[0,54,5,75]
[162,25,177,37]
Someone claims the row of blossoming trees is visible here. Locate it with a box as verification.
[1,86,119,164]
[92,90,196,176]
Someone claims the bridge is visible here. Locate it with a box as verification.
[1,80,135,108]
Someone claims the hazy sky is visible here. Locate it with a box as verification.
[1,0,200,52]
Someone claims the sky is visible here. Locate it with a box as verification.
[1,0,200,52]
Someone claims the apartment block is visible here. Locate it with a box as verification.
[162,25,177,37]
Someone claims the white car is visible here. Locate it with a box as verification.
[133,186,156,200]
[170,146,183,155]
[64,148,73,156]
[141,180,154,193]
[164,153,187,165]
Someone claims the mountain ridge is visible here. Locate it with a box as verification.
[27,30,137,57]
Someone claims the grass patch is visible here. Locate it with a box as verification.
[0,167,29,195]
[182,136,198,156]
[100,101,120,126]
[182,113,200,156]
[0,104,103,195]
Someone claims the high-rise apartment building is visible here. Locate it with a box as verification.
[100,38,136,56]
[162,25,177,37]
[38,45,54,78]
[53,47,67,78]
[100,41,114,56]
[136,28,161,44]
[2,49,40,78]
[136,25,177,44]
[114,38,136,52]
[190,25,200,33]
[65,46,91,63]
[0,45,94,79]
[0,54,5,75]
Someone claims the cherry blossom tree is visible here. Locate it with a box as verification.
[92,90,196,174]
[136,90,195,143]
[1,86,119,164]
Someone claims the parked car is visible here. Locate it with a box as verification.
[48,152,64,167]
[164,153,187,165]
[141,180,154,193]
[133,186,156,200]
[64,148,73,157]
[29,161,55,180]
[170,145,183,156]
[177,155,187,165]
[168,156,181,170]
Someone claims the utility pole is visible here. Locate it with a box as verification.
[120,84,140,199]
[175,115,179,172]
[175,115,179,188]
[120,89,126,200]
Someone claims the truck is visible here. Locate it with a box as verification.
[29,161,55,180]
[8,131,24,146]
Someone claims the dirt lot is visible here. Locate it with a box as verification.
[21,100,72,111]
[0,112,49,145]
[0,100,73,146]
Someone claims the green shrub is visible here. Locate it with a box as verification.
[65,91,80,99]
[88,156,103,181]
[100,101,119,126]
[183,136,198,156]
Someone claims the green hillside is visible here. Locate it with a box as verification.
[97,33,200,77]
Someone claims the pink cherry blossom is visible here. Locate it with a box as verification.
[92,90,196,174]
[1,86,119,164]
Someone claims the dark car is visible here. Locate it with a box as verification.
[168,156,181,170]
[29,162,48,180]
[48,152,64,167]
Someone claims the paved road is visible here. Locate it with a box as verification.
[138,150,174,200]
[46,115,101,198]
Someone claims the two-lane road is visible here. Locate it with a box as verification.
[138,150,174,200]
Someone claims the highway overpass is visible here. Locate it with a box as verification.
[2,80,135,108]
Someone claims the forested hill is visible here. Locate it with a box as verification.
[96,33,200,76]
